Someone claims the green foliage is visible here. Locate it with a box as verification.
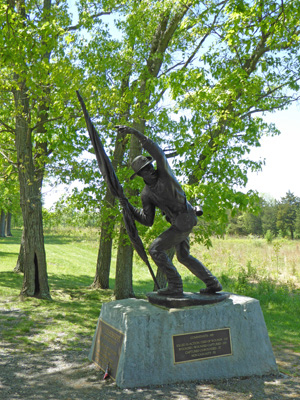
[72,0,300,246]
[227,192,300,240]
[0,127,20,215]
[276,191,300,239]
[2,1,300,299]
[295,209,300,239]
[272,240,284,272]
[42,203,101,230]
[265,229,274,243]
[261,200,278,236]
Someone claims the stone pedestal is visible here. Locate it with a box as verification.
[89,294,278,388]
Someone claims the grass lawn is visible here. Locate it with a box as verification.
[1,228,299,369]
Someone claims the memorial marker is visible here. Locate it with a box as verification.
[173,328,232,364]
[91,319,124,379]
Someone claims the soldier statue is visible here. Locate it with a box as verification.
[116,125,222,297]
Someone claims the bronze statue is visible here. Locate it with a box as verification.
[116,126,222,297]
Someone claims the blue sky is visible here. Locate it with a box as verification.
[244,102,300,200]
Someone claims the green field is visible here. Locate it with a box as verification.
[1,228,299,362]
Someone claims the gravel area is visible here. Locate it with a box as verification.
[1,341,299,399]
[1,310,299,400]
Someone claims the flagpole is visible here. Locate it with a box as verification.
[76,90,160,290]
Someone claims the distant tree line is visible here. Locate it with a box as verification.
[42,197,102,230]
[4,190,300,243]
[227,191,300,240]
[39,190,300,242]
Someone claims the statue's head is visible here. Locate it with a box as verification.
[130,155,154,180]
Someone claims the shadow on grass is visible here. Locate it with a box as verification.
[44,234,91,245]
[0,271,115,355]
[44,230,99,246]
[0,229,98,246]
[0,271,23,290]
[0,250,19,258]
[49,273,94,290]
[0,229,22,245]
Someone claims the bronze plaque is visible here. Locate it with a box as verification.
[91,319,124,379]
[173,328,232,364]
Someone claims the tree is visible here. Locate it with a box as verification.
[169,0,300,242]
[277,191,300,239]
[114,2,192,298]
[5,212,12,236]
[74,2,194,297]
[0,115,20,238]
[294,208,300,238]
[0,211,5,237]
[0,0,103,297]
[91,105,129,290]
[68,0,300,298]
[261,198,278,236]
[226,209,245,235]
[243,212,263,236]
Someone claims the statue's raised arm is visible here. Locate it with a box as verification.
[115,125,173,180]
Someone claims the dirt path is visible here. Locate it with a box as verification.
[1,335,299,400]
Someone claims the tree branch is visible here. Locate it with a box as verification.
[31,115,64,131]
[67,11,113,31]
[240,95,300,120]
[0,149,15,165]
[0,119,14,133]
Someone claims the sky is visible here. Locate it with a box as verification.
[43,102,299,209]
[243,102,300,200]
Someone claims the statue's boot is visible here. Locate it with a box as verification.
[158,276,183,297]
[200,277,222,294]
[177,253,222,294]
[158,286,183,297]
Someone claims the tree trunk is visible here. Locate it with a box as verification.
[14,230,24,273]
[114,120,144,298]
[20,203,49,298]
[114,223,135,300]
[153,247,175,290]
[154,268,167,291]
[91,122,128,289]
[0,211,5,237]
[93,229,113,288]
[5,212,12,236]
[13,82,51,299]
[91,194,115,289]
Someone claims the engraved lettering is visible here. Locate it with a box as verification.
[173,328,232,364]
[91,320,124,380]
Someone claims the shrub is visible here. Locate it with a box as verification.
[265,229,274,243]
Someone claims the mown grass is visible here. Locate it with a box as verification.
[0,228,299,360]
